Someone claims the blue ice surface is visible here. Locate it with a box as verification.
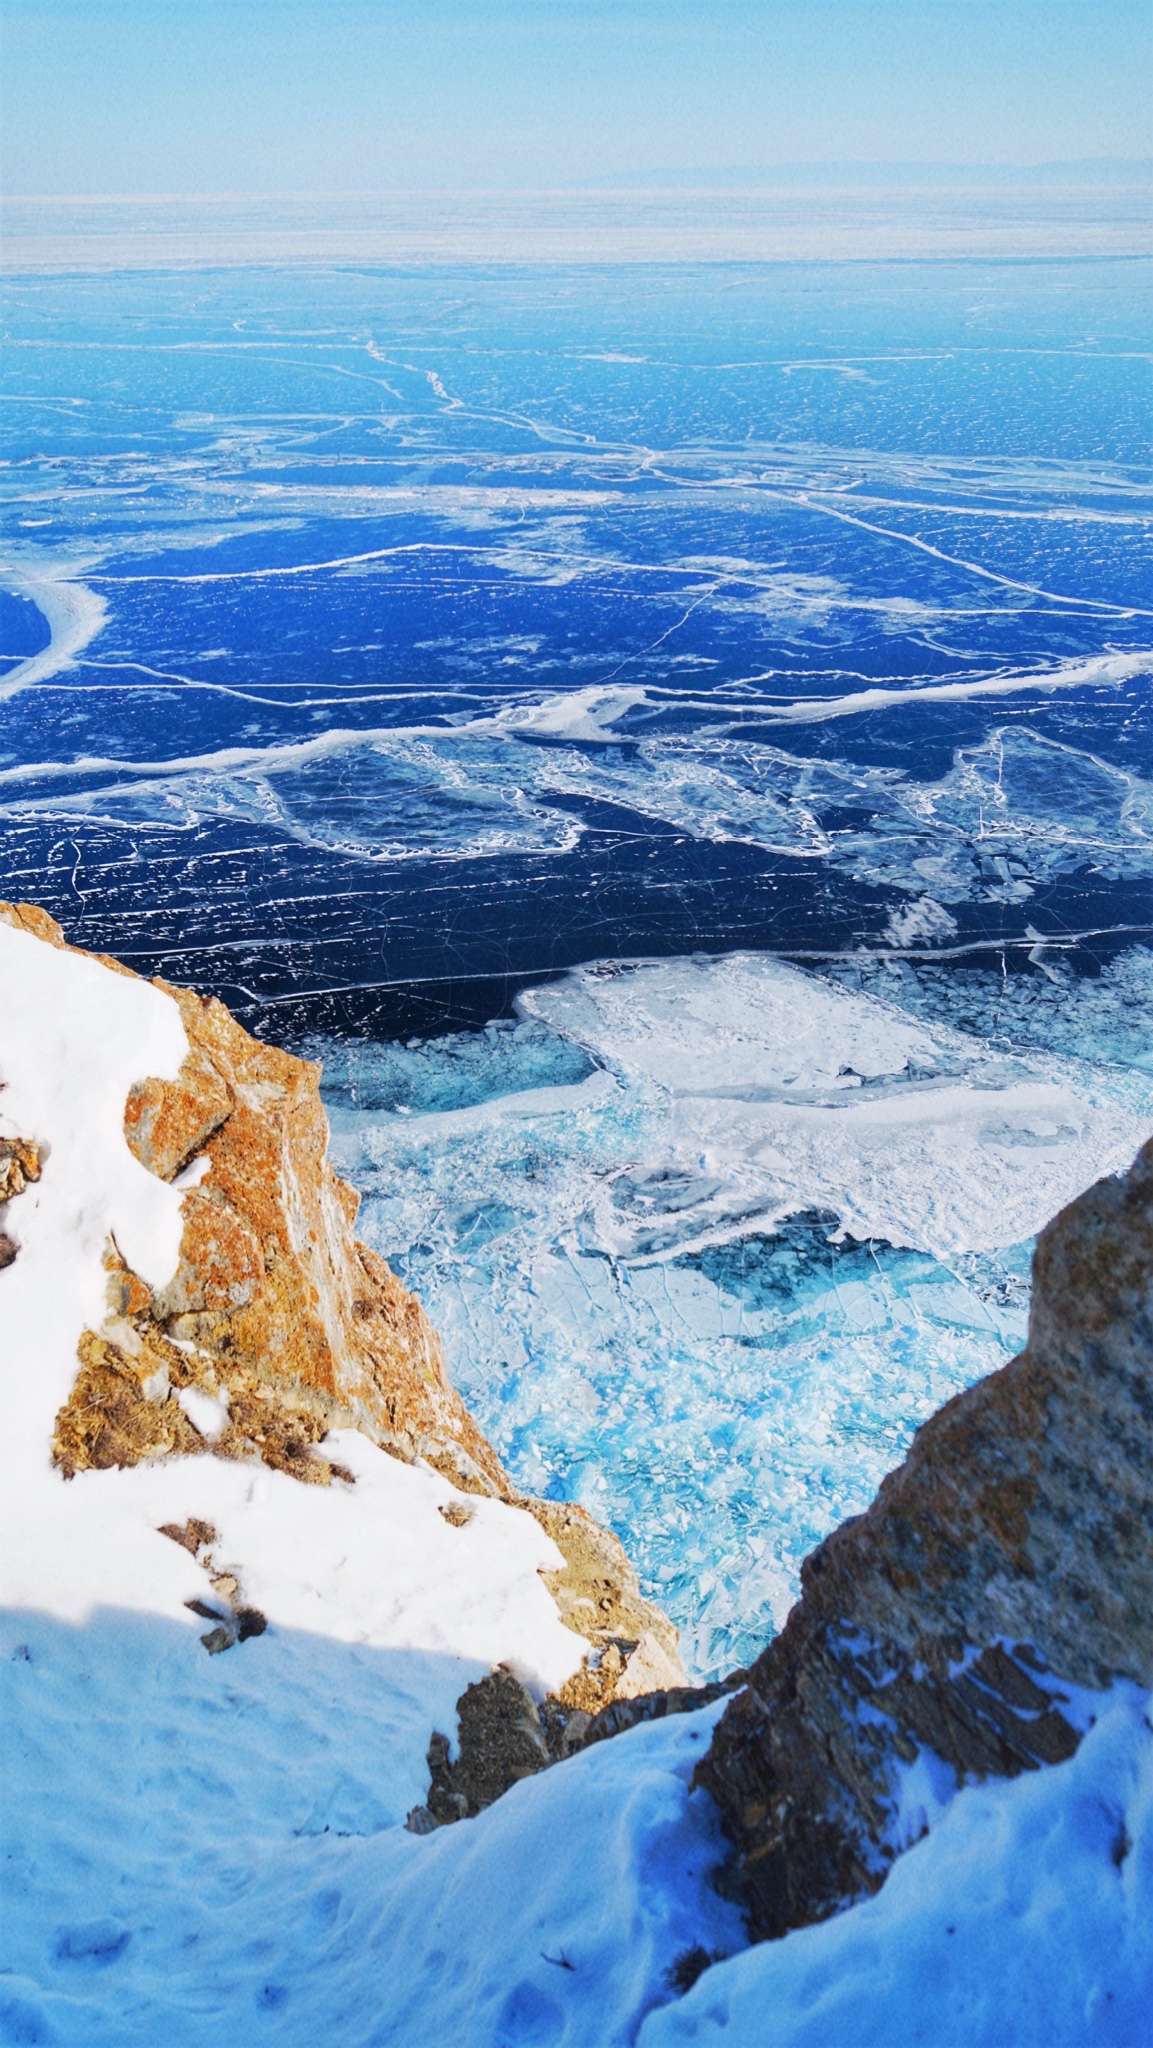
[309,942,1153,1679]
[2,255,1150,1671]
[0,259,1149,1032]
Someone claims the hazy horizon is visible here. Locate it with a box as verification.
[2,1,1149,199]
[5,157,1152,205]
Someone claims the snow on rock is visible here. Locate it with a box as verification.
[642,1683,1153,2048]
[0,910,188,1468]
[0,902,609,1829]
[0,900,677,1707]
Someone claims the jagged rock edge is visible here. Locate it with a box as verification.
[0,900,686,1804]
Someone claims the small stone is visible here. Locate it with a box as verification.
[200,1625,235,1655]
[186,1598,226,1622]
[404,1804,440,1836]
[158,1518,217,1556]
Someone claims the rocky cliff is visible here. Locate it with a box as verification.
[0,900,682,1770]
[697,1134,1153,1940]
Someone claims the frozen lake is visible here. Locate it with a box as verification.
[3,253,1151,1669]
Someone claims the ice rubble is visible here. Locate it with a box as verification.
[520,951,1150,1259]
[319,948,1153,1676]
[827,945,1153,1079]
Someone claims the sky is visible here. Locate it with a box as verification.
[1,0,1150,196]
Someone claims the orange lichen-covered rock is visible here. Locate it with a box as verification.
[0,1132,42,1268]
[0,900,508,1493]
[137,983,502,1490]
[698,1136,1153,1942]
[2,899,683,1713]
[124,1045,232,1182]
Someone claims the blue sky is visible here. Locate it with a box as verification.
[1,0,1149,195]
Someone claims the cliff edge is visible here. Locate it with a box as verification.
[0,900,682,1779]
[698,1133,1153,1939]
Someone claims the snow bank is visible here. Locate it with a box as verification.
[0,1646,741,2047]
[641,1685,1153,2048]
[0,917,584,1825]
[4,1592,1150,2047]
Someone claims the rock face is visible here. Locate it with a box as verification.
[408,1663,743,1835]
[0,900,682,1725]
[698,1136,1153,1942]
[531,1499,684,1717]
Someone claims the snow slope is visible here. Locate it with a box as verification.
[3,920,1151,2046]
[0,1637,742,2047]
[641,1685,1153,2048]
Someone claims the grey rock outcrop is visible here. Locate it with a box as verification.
[697,1137,1153,1941]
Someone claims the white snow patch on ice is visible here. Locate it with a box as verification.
[520,952,1153,1259]
[493,681,649,741]
[883,896,959,947]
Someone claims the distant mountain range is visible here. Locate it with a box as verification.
[582,157,1153,189]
